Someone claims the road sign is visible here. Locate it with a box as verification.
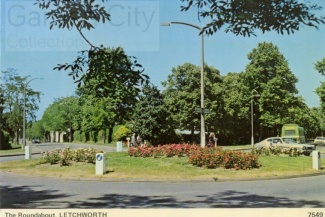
[195,108,210,114]
[96,153,105,175]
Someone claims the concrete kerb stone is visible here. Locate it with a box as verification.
[1,169,325,183]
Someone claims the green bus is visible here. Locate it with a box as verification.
[281,124,306,143]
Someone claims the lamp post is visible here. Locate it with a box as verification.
[22,77,43,150]
[251,91,260,147]
[162,21,206,147]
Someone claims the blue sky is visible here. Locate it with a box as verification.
[1,0,325,120]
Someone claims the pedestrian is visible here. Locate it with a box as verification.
[131,133,136,147]
[137,134,141,146]
[209,132,215,147]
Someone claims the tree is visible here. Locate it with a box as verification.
[131,84,176,145]
[77,94,115,143]
[41,96,80,142]
[27,120,45,141]
[315,57,325,76]
[36,1,149,140]
[241,42,300,139]
[36,0,149,101]
[1,69,41,144]
[219,72,251,144]
[162,63,222,143]
[315,57,325,113]
[180,0,325,36]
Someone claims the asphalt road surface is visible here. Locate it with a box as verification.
[1,170,325,208]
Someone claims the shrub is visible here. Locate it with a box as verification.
[128,144,260,170]
[113,125,132,142]
[252,147,304,157]
[42,148,61,165]
[60,147,72,166]
[0,130,11,150]
[41,147,105,166]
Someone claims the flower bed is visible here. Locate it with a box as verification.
[128,144,260,170]
[41,147,105,166]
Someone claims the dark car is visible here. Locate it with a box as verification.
[32,139,40,144]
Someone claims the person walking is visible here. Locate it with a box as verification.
[136,134,142,146]
[131,133,136,147]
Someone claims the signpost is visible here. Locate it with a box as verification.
[312,150,321,170]
[117,141,123,152]
[25,146,31,160]
[95,153,105,175]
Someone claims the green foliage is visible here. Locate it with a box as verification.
[36,0,110,33]
[180,0,325,36]
[315,57,325,76]
[113,125,131,142]
[242,42,301,137]
[131,84,177,145]
[27,120,45,141]
[217,73,250,144]
[1,69,41,144]
[162,63,222,143]
[42,96,80,135]
[0,130,11,150]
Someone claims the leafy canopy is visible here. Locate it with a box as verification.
[180,0,325,36]
[36,0,149,99]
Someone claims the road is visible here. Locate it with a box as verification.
[0,143,122,162]
[1,170,324,208]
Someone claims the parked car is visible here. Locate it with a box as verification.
[314,137,325,146]
[254,137,316,156]
[32,139,40,144]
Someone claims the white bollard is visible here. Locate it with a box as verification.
[95,153,106,175]
[117,141,123,152]
[25,146,31,160]
[312,150,321,170]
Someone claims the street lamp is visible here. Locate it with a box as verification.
[251,91,260,147]
[22,77,43,150]
[162,21,206,147]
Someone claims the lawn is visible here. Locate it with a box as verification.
[0,144,24,155]
[0,152,324,181]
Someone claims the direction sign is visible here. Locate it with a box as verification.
[195,108,210,114]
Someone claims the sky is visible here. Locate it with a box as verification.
[1,0,325,120]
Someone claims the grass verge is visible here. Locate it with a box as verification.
[0,152,324,181]
[0,144,23,155]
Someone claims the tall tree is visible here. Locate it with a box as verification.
[315,57,325,113]
[162,63,222,143]
[41,96,80,142]
[315,57,325,135]
[219,72,251,144]
[131,84,175,145]
[36,1,149,140]
[242,42,299,139]
[180,0,325,36]
[1,69,41,144]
